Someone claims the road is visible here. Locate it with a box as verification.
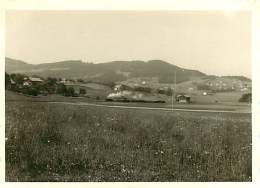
[48,101,251,114]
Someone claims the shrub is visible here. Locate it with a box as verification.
[197,84,211,90]
[157,87,173,96]
[22,88,39,96]
[79,88,86,95]
[5,72,11,89]
[239,93,252,103]
[57,84,67,95]
[65,87,75,97]
[134,86,152,93]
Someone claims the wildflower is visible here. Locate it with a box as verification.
[122,168,126,173]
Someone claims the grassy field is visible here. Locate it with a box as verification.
[190,92,247,104]
[5,100,251,182]
[5,90,250,113]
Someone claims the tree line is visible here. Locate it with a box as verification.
[5,73,80,97]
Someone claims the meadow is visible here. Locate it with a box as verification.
[5,100,251,181]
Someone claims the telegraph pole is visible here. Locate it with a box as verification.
[172,69,176,111]
[171,85,174,111]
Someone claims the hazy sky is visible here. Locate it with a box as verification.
[6,11,251,77]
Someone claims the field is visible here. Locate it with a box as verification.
[5,90,250,113]
[5,99,251,181]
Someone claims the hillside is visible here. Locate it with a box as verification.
[5,57,251,94]
[5,57,206,84]
[5,57,34,72]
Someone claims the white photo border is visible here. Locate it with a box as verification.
[0,0,259,187]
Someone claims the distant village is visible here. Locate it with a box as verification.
[5,72,252,103]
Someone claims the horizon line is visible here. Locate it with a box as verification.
[5,56,251,79]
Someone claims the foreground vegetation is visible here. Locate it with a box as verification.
[5,101,251,181]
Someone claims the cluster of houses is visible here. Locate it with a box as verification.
[204,79,251,92]
[22,77,43,87]
[8,75,87,96]
[8,76,44,89]
[7,73,192,103]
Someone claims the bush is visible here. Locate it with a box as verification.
[197,84,211,90]
[22,88,39,96]
[44,77,58,94]
[134,86,152,93]
[239,93,252,103]
[157,87,173,96]
[57,84,66,95]
[65,87,75,97]
[10,73,26,85]
[77,79,84,83]
[79,88,86,95]
[5,72,11,89]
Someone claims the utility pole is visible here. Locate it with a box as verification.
[172,69,176,111]
[171,85,174,111]
[175,69,177,96]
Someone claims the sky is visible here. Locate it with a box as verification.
[5,11,251,77]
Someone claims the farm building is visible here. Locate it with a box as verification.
[10,78,16,85]
[29,77,43,82]
[23,77,43,87]
[7,78,17,90]
[60,78,67,84]
[176,94,191,103]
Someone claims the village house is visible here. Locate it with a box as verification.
[7,78,17,90]
[23,77,43,87]
[176,94,191,103]
[60,78,67,84]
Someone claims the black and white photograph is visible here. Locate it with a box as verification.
[4,10,252,182]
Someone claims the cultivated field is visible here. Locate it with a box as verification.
[5,100,251,181]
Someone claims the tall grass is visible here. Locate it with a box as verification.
[5,101,251,181]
